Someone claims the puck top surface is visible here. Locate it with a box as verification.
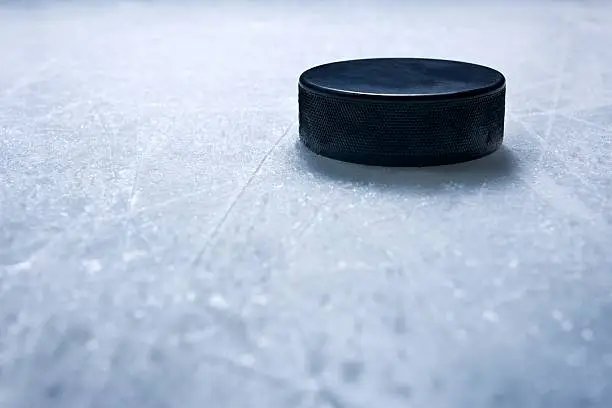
[299,58,505,100]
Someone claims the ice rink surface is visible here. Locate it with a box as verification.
[1,0,611,407]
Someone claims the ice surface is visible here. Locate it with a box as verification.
[1,1,612,407]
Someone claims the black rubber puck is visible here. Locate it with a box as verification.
[298,58,506,167]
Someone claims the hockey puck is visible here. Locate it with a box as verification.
[298,58,506,167]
